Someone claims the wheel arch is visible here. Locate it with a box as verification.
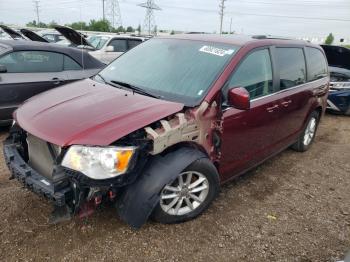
[116,147,208,228]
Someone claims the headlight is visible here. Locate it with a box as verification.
[330,82,350,90]
[61,145,136,180]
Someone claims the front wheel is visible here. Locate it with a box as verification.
[292,111,319,152]
[151,158,220,224]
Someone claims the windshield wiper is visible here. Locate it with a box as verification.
[110,80,162,99]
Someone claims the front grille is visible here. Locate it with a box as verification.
[26,134,59,179]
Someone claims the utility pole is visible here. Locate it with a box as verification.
[33,0,40,25]
[219,0,226,34]
[229,17,232,34]
[102,0,105,20]
[138,0,161,36]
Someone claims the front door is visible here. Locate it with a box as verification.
[219,48,282,182]
[0,50,68,120]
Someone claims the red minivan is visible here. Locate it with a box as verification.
[3,34,329,228]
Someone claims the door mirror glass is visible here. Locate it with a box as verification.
[0,64,7,73]
[105,46,114,52]
[227,87,250,110]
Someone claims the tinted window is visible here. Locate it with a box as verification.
[64,55,81,70]
[128,39,142,49]
[0,51,63,73]
[305,47,328,81]
[276,48,306,89]
[227,49,273,99]
[108,39,128,52]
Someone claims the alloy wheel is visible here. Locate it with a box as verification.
[303,117,317,146]
[160,171,209,216]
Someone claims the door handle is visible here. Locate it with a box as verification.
[281,100,292,107]
[52,77,64,85]
[266,104,279,112]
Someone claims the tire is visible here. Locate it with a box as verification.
[151,158,220,224]
[345,106,350,116]
[291,111,320,152]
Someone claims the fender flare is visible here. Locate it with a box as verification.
[116,147,207,229]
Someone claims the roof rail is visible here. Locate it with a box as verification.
[251,35,295,40]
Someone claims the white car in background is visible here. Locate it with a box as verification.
[87,34,147,64]
[53,26,148,64]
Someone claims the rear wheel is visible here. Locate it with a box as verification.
[292,111,319,152]
[151,158,220,224]
[345,106,350,116]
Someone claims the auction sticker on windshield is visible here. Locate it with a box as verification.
[199,45,235,57]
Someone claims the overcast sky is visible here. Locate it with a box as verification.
[0,0,349,39]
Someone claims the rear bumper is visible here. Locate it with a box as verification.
[3,139,71,206]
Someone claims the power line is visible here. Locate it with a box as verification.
[138,0,161,35]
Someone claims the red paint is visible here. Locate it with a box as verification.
[15,79,184,146]
[227,87,250,110]
[14,35,329,184]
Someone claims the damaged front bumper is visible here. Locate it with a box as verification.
[2,129,148,224]
[3,139,72,207]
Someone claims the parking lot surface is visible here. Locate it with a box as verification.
[0,114,349,262]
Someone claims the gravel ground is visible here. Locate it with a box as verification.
[0,114,349,262]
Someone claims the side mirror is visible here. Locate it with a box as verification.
[0,65,7,73]
[227,87,250,110]
[105,46,114,52]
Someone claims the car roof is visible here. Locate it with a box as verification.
[0,40,104,69]
[158,34,316,48]
[88,34,145,38]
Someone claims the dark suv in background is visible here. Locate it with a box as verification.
[3,35,329,228]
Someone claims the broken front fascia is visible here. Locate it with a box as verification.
[144,100,222,162]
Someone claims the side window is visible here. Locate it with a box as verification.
[64,55,82,70]
[128,39,142,50]
[108,39,128,52]
[0,51,63,73]
[43,34,56,43]
[276,48,306,89]
[227,49,273,100]
[305,47,328,81]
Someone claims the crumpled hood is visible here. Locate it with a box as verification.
[15,79,184,146]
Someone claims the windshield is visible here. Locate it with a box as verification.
[98,38,239,106]
[88,36,109,50]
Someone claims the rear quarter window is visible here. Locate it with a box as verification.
[305,47,328,81]
[276,47,306,89]
[64,55,82,70]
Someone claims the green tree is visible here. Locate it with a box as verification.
[37,22,48,28]
[116,26,125,33]
[170,30,175,35]
[325,33,334,45]
[137,24,141,35]
[67,21,88,30]
[88,19,110,32]
[48,20,58,28]
[126,26,134,32]
[26,20,37,27]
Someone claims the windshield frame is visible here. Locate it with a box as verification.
[98,38,240,107]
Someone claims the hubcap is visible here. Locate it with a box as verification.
[303,117,317,146]
[160,171,209,216]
